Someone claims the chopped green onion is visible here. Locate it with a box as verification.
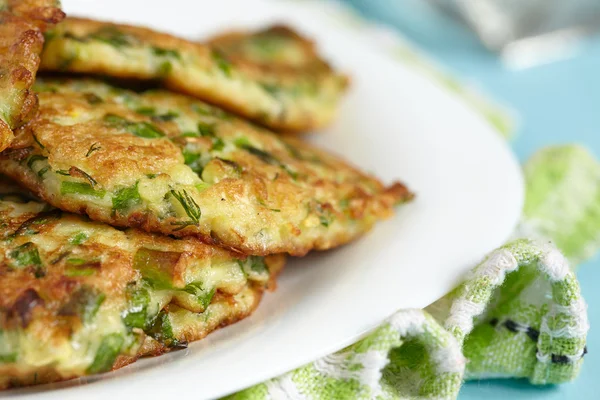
[103,114,165,138]
[182,282,215,309]
[9,242,44,277]
[133,248,181,290]
[60,181,106,199]
[122,283,151,330]
[151,47,181,59]
[146,310,185,348]
[212,50,232,77]
[86,333,124,374]
[112,182,142,214]
[69,232,88,245]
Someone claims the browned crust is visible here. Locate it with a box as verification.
[0,0,64,151]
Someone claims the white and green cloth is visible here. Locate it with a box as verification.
[225,2,598,399]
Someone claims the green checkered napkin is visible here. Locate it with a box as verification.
[224,3,599,399]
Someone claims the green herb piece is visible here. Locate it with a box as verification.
[151,47,181,59]
[182,149,205,175]
[234,138,297,179]
[86,333,124,374]
[103,114,165,138]
[122,283,151,330]
[197,122,215,137]
[90,26,136,48]
[128,121,165,138]
[135,107,156,116]
[284,142,303,160]
[191,103,230,120]
[135,107,178,122]
[32,133,45,150]
[248,256,268,274]
[261,82,282,98]
[133,248,181,290]
[212,137,225,151]
[38,166,50,178]
[154,111,178,122]
[195,182,210,192]
[170,190,201,223]
[233,136,252,148]
[239,256,269,279]
[59,286,106,324]
[86,142,101,157]
[64,266,97,277]
[182,282,215,309]
[112,182,141,214]
[158,60,172,76]
[212,50,232,77]
[0,353,17,363]
[69,232,88,245]
[27,155,47,169]
[9,242,44,277]
[57,53,76,71]
[66,257,92,265]
[146,310,185,348]
[195,122,225,151]
[60,182,106,199]
[316,203,334,227]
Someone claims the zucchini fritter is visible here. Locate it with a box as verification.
[0,177,284,389]
[0,0,64,151]
[40,17,348,132]
[0,78,412,256]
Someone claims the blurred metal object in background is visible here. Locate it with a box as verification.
[429,0,600,68]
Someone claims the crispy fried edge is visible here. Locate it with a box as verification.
[0,0,64,151]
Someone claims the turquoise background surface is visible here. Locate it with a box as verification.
[345,1,599,398]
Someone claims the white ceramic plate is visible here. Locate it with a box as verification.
[5,1,523,399]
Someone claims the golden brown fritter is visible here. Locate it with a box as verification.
[0,0,64,151]
[0,77,412,256]
[0,176,284,389]
[39,17,348,132]
[208,25,333,72]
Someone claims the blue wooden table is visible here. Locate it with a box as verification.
[345,1,599,398]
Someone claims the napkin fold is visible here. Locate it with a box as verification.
[224,3,598,399]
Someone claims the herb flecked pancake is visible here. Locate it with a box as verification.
[0,0,64,151]
[40,17,349,132]
[0,176,284,389]
[0,78,412,256]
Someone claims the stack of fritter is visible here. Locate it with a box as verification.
[0,2,412,390]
